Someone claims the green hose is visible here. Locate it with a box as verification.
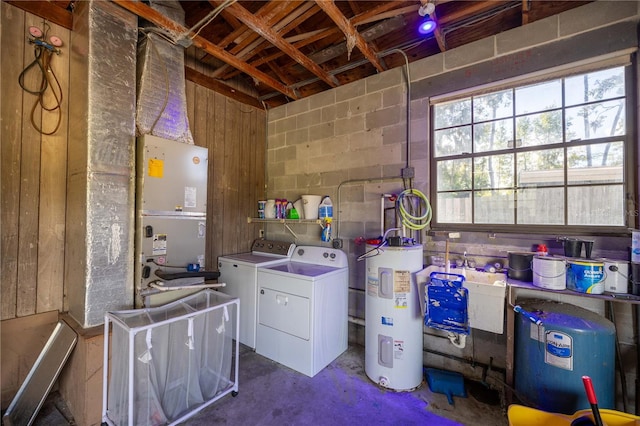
[396,189,432,230]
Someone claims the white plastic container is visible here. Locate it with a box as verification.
[632,231,640,262]
[532,256,566,290]
[603,259,629,293]
[301,195,322,219]
[264,199,276,219]
[318,196,333,219]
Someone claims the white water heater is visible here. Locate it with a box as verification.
[365,243,424,391]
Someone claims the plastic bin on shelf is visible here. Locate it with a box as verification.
[102,290,239,426]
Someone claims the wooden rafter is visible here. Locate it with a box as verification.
[7,0,72,30]
[315,0,385,72]
[211,2,318,79]
[522,0,530,25]
[431,9,447,52]
[215,1,338,87]
[184,66,264,109]
[111,0,298,99]
[224,2,413,80]
[227,2,300,55]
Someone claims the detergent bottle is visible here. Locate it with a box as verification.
[318,196,333,219]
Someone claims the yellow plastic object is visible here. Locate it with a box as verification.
[507,404,640,426]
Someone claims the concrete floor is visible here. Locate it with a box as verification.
[29,344,508,425]
[187,344,508,426]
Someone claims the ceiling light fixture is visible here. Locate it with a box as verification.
[418,1,437,35]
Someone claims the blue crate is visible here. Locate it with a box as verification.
[424,272,469,334]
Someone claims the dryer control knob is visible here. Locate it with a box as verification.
[323,252,329,258]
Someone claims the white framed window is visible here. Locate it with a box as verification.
[431,64,632,232]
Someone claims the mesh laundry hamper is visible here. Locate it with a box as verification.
[102,290,239,426]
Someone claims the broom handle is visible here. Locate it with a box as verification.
[582,376,604,426]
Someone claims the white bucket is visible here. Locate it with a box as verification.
[532,256,566,290]
[301,195,322,219]
[603,259,629,294]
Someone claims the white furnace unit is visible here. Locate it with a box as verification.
[135,135,219,308]
[256,246,348,377]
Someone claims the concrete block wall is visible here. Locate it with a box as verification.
[266,1,640,411]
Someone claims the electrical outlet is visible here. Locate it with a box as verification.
[332,238,343,249]
[259,229,264,238]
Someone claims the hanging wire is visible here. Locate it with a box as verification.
[18,22,63,135]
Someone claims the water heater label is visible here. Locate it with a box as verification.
[545,331,573,371]
[394,340,404,359]
[367,276,379,296]
[381,316,393,326]
[393,270,411,293]
[393,270,410,308]
[394,294,408,308]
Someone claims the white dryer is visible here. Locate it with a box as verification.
[217,239,295,349]
[256,246,348,377]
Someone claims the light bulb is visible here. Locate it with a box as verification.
[418,16,437,35]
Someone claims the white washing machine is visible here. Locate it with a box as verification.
[256,246,348,377]
[217,239,296,349]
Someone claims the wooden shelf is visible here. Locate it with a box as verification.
[247,217,328,238]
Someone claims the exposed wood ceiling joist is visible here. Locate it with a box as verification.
[7,0,595,108]
[112,0,299,100]
[209,0,338,87]
[315,0,385,72]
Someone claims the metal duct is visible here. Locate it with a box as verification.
[66,0,137,328]
[136,0,194,144]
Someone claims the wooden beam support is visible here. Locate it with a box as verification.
[431,10,447,52]
[6,1,72,30]
[210,1,316,79]
[111,0,298,100]
[218,1,339,87]
[315,0,385,73]
[226,2,410,80]
[438,1,511,25]
[184,66,264,110]
[522,0,530,25]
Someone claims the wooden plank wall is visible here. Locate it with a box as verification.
[1,3,266,321]
[1,4,69,320]
[185,47,266,269]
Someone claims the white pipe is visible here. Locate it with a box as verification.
[335,177,402,239]
[149,282,226,292]
[447,332,467,349]
[102,318,110,423]
[348,315,366,326]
